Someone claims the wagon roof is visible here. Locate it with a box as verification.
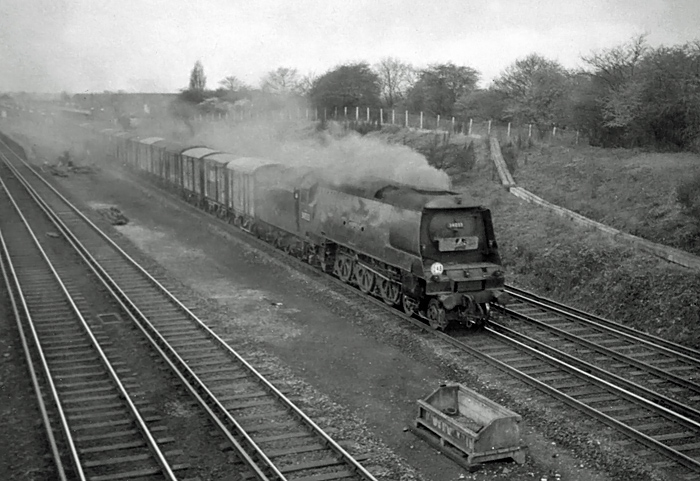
[138,137,164,145]
[152,140,198,154]
[113,131,132,138]
[181,147,219,159]
[202,152,236,166]
[225,156,279,174]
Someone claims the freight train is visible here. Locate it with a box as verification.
[96,128,509,330]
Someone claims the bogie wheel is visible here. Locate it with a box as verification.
[472,303,490,330]
[402,294,419,316]
[379,279,401,306]
[355,266,375,293]
[427,298,449,331]
[334,255,353,283]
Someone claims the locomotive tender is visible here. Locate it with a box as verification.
[99,129,508,330]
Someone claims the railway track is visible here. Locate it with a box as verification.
[0,134,378,481]
[99,152,700,479]
[0,162,183,479]
[499,286,700,415]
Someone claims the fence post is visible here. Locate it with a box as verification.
[420,111,424,130]
[405,110,408,127]
[392,109,395,125]
[451,117,455,133]
[380,108,383,125]
[553,126,557,137]
[355,107,359,121]
[468,118,473,136]
[366,107,370,122]
[344,106,347,119]
[576,130,580,145]
[488,120,492,135]
[437,114,440,130]
[528,124,532,138]
[507,122,511,138]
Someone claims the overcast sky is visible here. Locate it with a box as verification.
[1,0,699,94]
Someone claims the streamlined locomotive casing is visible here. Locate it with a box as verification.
[304,181,507,316]
[304,185,421,272]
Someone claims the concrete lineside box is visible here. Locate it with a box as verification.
[413,383,527,468]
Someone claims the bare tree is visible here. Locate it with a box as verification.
[373,57,416,108]
[219,75,248,92]
[260,67,300,95]
[581,34,648,88]
[296,72,318,97]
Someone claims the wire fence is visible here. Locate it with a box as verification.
[193,105,583,146]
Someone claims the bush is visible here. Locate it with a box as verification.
[346,120,382,136]
[417,133,453,170]
[381,124,402,135]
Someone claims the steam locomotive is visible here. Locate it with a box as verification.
[98,129,508,330]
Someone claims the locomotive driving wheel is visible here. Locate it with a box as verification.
[379,279,401,305]
[333,255,353,283]
[402,294,419,316]
[426,299,449,331]
[355,265,375,294]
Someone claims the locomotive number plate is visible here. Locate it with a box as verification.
[438,236,479,252]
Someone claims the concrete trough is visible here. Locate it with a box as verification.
[413,383,527,469]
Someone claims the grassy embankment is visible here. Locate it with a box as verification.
[511,143,700,256]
